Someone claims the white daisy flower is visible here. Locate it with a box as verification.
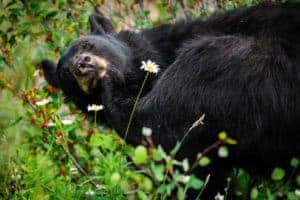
[214,192,224,200]
[182,175,190,183]
[142,127,152,137]
[87,104,104,112]
[70,167,78,175]
[295,189,300,197]
[96,184,105,189]
[85,189,95,196]
[140,60,160,74]
[47,118,74,127]
[47,120,55,127]
[36,97,52,106]
[61,119,74,125]
[182,158,190,172]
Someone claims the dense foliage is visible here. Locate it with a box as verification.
[1,0,300,199]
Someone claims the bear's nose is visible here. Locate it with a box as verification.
[78,55,92,66]
[75,55,96,75]
[83,55,91,63]
[77,55,94,69]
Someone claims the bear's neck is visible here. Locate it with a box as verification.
[117,31,166,69]
[114,31,166,96]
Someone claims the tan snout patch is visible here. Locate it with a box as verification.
[74,53,110,93]
[94,56,109,78]
[80,53,109,78]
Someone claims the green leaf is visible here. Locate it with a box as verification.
[296,175,300,186]
[89,134,102,147]
[142,177,153,192]
[250,187,258,199]
[74,144,89,160]
[271,167,285,181]
[235,168,250,196]
[290,158,299,168]
[287,192,298,200]
[62,124,78,132]
[157,184,167,193]
[137,191,148,200]
[89,134,115,150]
[40,8,58,19]
[226,138,238,145]
[151,163,165,182]
[170,141,181,156]
[177,186,185,200]
[186,175,204,190]
[152,146,165,161]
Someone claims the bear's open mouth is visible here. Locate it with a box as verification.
[75,63,96,76]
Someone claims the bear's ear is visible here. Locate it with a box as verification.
[89,14,115,35]
[41,59,60,88]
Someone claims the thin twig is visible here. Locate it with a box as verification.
[195,174,211,200]
[64,146,101,188]
[224,177,232,200]
[186,141,222,175]
[158,114,206,199]
[171,114,205,157]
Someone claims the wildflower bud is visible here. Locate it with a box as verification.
[87,104,104,112]
[182,175,190,183]
[182,158,190,172]
[70,167,79,175]
[295,189,300,197]
[85,189,95,196]
[214,192,224,200]
[142,127,152,137]
[218,146,229,158]
[36,97,53,106]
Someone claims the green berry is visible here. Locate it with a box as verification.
[218,131,227,140]
[296,175,300,186]
[132,145,148,164]
[271,167,285,181]
[110,172,121,184]
[198,156,211,167]
[142,177,153,192]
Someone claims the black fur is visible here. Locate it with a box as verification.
[42,2,300,198]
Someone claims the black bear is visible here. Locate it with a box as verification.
[42,2,300,198]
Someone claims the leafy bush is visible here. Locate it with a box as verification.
[0,0,299,199]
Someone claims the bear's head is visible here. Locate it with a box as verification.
[42,14,128,97]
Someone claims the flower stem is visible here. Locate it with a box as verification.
[94,111,97,128]
[124,72,149,141]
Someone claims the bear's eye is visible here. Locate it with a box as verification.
[80,41,94,51]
